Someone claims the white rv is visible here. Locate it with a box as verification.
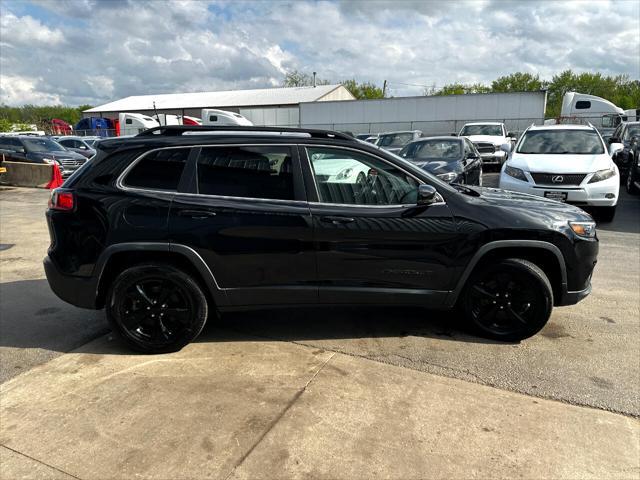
[119,113,160,136]
[201,109,253,126]
[560,92,625,132]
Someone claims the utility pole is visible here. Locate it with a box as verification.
[382,80,387,97]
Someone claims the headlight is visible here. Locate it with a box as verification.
[42,158,55,165]
[588,168,616,183]
[436,171,458,182]
[504,165,528,182]
[569,221,596,238]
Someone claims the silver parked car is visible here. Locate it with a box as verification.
[376,130,422,153]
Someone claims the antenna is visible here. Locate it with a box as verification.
[152,101,161,125]
[313,72,317,88]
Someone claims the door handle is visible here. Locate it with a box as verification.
[320,216,355,225]
[177,210,217,219]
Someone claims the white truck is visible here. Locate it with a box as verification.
[119,113,160,136]
[201,109,253,126]
[549,92,628,134]
[458,122,515,166]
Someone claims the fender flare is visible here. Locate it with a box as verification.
[94,242,228,306]
[445,240,567,307]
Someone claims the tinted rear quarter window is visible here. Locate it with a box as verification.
[123,148,189,190]
[197,146,294,200]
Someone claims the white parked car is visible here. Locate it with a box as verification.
[459,122,515,166]
[499,124,620,221]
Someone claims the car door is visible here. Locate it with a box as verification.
[463,139,482,185]
[301,145,459,307]
[0,138,27,162]
[169,144,317,306]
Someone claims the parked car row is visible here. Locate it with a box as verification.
[0,135,91,178]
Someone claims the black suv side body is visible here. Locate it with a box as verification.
[609,121,640,179]
[44,127,598,352]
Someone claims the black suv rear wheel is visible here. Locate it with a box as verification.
[462,258,553,341]
[106,264,208,353]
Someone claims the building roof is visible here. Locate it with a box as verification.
[85,84,349,113]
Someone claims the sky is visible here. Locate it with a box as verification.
[0,0,638,106]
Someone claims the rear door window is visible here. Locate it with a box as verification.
[123,148,190,191]
[196,146,295,200]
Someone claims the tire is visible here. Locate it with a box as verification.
[596,206,616,223]
[627,166,639,195]
[106,263,209,353]
[462,258,553,342]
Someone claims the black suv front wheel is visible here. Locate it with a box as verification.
[106,264,209,353]
[462,258,553,342]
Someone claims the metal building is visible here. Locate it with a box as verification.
[300,91,548,136]
[83,85,355,127]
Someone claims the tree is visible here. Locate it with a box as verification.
[340,79,385,99]
[435,83,491,95]
[0,118,12,132]
[283,70,330,87]
[491,72,543,93]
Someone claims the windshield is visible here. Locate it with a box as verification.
[460,125,502,136]
[624,126,640,141]
[517,129,605,155]
[403,140,462,162]
[23,138,66,153]
[377,133,414,147]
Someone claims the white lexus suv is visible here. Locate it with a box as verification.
[499,124,619,221]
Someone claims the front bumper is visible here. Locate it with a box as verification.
[44,256,99,309]
[557,282,592,306]
[498,173,619,207]
[479,150,507,164]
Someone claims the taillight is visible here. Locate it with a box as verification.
[49,189,75,211]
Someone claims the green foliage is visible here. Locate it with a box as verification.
[340,79,385,99]
[491,72,543,93]
[0,104,93,130]
[435,70,639,118]
[435,83,491,95]
[283,70,330,87]
[0,118,12,132]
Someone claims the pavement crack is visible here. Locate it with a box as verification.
[223,352,336,479]
[1,444,83,480]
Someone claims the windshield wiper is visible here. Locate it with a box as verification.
[451,183,481,196]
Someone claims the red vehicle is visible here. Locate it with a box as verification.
[50,119,73,135]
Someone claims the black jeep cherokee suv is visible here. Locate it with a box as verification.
[44,126,598,353]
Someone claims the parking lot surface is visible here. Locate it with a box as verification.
[1,180,639,479]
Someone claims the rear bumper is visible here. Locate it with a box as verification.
[44,256,99,309]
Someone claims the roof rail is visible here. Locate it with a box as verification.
[136,125,356,141]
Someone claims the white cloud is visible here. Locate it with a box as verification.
[0,74,62,104]
[0,0,638,105]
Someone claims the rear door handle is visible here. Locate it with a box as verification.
[320,216,355,225]
[177,210,217,219]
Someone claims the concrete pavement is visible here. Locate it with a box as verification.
[1,334,638,480]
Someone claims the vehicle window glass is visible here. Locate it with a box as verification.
[517,130,605,155]
[459,125,502,136]
[123,148,189,191]
[377,133,414,147]
[22,138,66,152]
[412,140,461,161]
[575,101,591,109]
[197,146,294,200]
[624,125,640,141]
[307,147,419,205]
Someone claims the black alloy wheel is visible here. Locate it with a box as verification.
[463,258,553,341]
[106,264,208,353]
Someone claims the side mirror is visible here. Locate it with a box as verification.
[417,184,438,206]
[500,143,512,153]
[609,142,624,157]
[507,132,515,138]
[608,137,619,144]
